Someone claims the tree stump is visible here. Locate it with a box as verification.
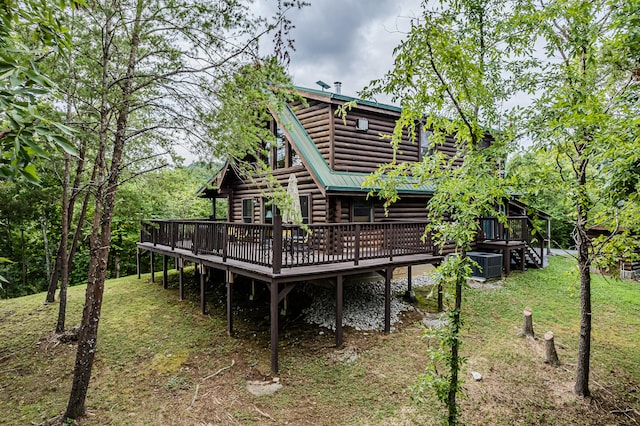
[544,331,560,366]
[521,307,534,338]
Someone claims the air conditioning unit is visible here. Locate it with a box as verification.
[467,251,503,279]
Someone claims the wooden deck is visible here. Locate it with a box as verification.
[137,218,443,374]
[137,216,544,374]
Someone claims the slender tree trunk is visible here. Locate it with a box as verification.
[45,246,62,303]
[574,156,591,397]
[56,151,71,334]
[41,217,51,282]
[447,270,464,425]
[574,216,591,396]
[65,2,142,417]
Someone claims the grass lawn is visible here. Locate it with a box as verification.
[0,255,638,425]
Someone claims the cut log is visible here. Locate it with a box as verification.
[544,331,560,366]
[521,307,534,338]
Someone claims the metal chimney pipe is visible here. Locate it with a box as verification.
[334,81,342,94]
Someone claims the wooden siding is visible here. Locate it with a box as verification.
[332,107,416,173]
[330,196,429,223]
[224,167,326,224]
[290,99,332,164]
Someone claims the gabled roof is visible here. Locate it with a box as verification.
[198,87,433,197]
[277,102,433,195]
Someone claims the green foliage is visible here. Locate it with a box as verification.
[0,0,80,182]
[358,0,527,421]
[508,150,574,247]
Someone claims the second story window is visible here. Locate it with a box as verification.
[419,127,434,160]
[275,126,286,168]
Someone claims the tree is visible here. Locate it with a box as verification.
[518,0,640,397]
[354,0,525,422]
[60,0,306,420]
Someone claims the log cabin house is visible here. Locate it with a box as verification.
[137,85,550,373]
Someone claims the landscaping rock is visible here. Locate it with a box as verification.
[246,379,283,396]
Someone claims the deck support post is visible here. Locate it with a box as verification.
[335,275,343,348]
[384,268,392,333]
[162,255,168,290]
[200,264,206,315]
[270,281,279,374]
[136,248,140,279]
[250,280,256,301]
[178,259,184,301]
[227,270,234,336]
[503,248,510,276]
[150,252,155,283]
[520,247,526,271]
[404,265,417,302]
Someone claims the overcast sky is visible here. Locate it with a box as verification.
[254,0,423,101]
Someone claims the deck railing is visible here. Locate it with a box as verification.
[477,215,546,266]
[140,218,436,273]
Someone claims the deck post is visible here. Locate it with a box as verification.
[136,247,140,279]
[520,247,526,271]
[270,281,279,374]
[162,255,168,289]
[272,216,282,274]
[178,259,184,301]
[335,275,343,348]
[384,268,392,333]
[503,248,510,276]
[354,224,360,266]
[227,270,234,335]
[200,264,206,315]
[150,252,155,283]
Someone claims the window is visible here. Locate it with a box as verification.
[242,199,253,223]
[263,198,280,224]
[275,125,286,168]
[419,127,433,160]
[352,200,372,222]
[291,147,302,167]
[300,195,310,224]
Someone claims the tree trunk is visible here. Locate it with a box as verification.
[115,254,120,279]
[65,2,143,418]
[574,156,591,397]
[575,225,591,396]
[45,246,62,303]
[521,307,534,338]
[447,272,463,426]
[56,149,71,334]
[544,331,560,366]
[41,217,51,283]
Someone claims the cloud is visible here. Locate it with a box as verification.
[254,0,422,98]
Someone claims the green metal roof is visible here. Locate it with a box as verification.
[277,103,433,195]
[294,86,402,114]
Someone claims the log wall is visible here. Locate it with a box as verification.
[225,167,326,224]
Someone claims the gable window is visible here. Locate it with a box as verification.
[242,199,253,223]
[268,122,302,169]
[419,127,434,160]
[275,125,286,168]
[352,200,372,222]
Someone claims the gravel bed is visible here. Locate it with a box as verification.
[302,274,434,331]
